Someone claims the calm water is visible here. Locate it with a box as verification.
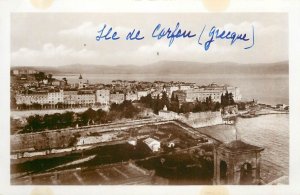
[237,114,289,179]
[55,73,289,105]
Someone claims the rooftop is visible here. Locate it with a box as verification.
[11,162,166,185]
[219,140,264,153]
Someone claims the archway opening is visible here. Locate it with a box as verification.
[240,162,253,184]
[220,160,227,184]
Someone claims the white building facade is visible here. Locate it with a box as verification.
[96,89,110,105]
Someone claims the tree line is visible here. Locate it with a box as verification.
[139,91,235,114]
[23,100,140,133]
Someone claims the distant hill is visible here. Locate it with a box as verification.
[12,61,289,75]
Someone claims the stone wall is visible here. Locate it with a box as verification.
[178,111,223,128]
[11,130,82,152]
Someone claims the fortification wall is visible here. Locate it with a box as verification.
[11,130,81,152]
[178,111,223,128]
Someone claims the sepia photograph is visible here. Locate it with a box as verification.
[10,13,289,185]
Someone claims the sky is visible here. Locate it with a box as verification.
[11,13,288,67]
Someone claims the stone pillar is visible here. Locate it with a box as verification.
[216,158,220,184]
[227,159,234,184]
[213,148,218,184]
[233,164,241,185]
[256,153,261,183]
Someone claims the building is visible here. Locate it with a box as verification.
[166,86,179,98]
[78,74,84,89]
[143,137,161,152]
[125,92,138,101]
[15,93,48,105]
[173,83,242,104]
[185,88,223,102]
[48,90,64,105]
[172,90,187,104]
[213,140,264,185]
[110,92,125,104]
[77,74,89,89]
[64,91,95,106]
[204,83,242,101]
[53,79,67,88]
[96,89,110,105]
[75,94,95,106]
[63,91,78,105]
[179,85,191,90]
[150,90,162,99]
[51,79,61,87]
[137,91,149,100]
[15,90,64,106]
[11,69,37,76]
[127,137,137,146]
[16,89,96,107]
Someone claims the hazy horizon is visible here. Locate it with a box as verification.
[11,59,289,68]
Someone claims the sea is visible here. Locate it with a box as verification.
[237,114,289,182]
[54,73,289,105]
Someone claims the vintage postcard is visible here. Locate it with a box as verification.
[9,12,288,185]
[1,0,300,195]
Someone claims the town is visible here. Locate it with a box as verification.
[11,68,242,110]
[10,68,289,185]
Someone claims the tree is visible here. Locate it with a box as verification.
[221,91,235,107]
[221,93,224,105]
[152,95,160,114]
[221,91,229,107]
[140,94,152,108]
[62,77,68,84]
[34,72,46,86]
[48,74,54,85]
[61,111,74,127]
[25,115,42,132]
[180,102,194,113]
[81,108,97,125]
[214,102,221,111]
[96,109,107,123]
[228,92,235,105]
[51,113,62,129]
[171,92,175,102]
[169,94,180,113]
[206,95,214,110]
[161,91,169,109]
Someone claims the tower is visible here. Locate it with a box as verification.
[78,74,83,89]
[213,140,264,185]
